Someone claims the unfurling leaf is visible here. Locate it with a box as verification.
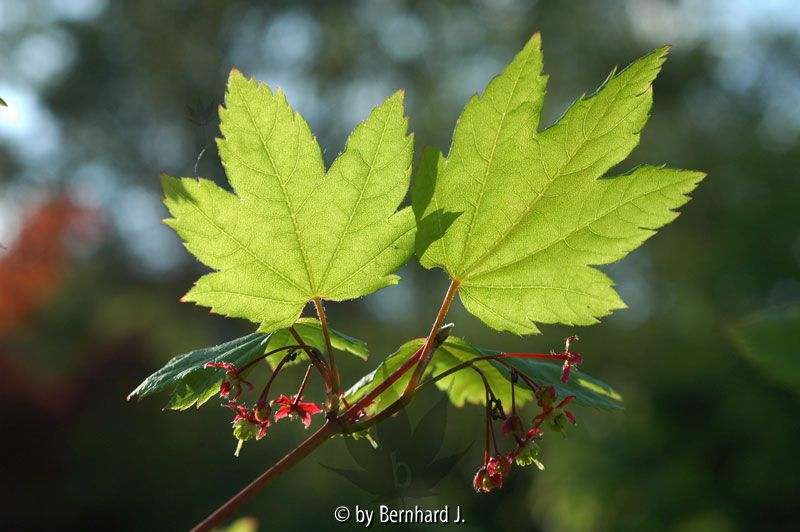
[344,336,621,411]
[128,319,369,410]
[163,70,415,332]
[414,34,705,334]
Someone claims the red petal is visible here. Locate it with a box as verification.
[300,410,313,429]
[273,394,292,406]
[273,405,292,422]
[558,395,576,408]
[300,400,323,415]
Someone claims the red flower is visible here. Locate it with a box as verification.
[205,362,253,402]
[534,386,577,432]
[473,468,489,492]
[560,335,583,384]
[509,427,544,469]
[487,455,509,478]
[272,394,323,429]
[501,412,545,469]
[473,462,504,493]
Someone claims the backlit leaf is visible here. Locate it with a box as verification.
[414,34,705,334]
[163,71,415,332]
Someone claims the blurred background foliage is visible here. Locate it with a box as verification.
[1,0,799,530]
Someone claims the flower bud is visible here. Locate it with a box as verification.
[254,404,271,423]
[501,415,525,440]
[473,468,489,493]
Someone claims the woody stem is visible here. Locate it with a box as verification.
[191,420,340,532]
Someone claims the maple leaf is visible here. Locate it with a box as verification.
[414,34,705,334]
[163,70,415,332]
[127,318,369,410]
[344,336,621,411]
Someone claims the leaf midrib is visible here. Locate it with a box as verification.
[457,68,642,280]
[239,94,316,294]
[464,169,694,281]
[454,47,539,278]
[317,98,397,291]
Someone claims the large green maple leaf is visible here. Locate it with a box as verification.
[163,70,415,332]
[414,34,705,334]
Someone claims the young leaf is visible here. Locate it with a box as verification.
[344,336,622,411]
[163,70,415,332]
[129,321,369,410]
[128,333,271,410]
[414,34,705,334]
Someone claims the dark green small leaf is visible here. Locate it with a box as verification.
[128,333,271,410]
[130,320,369,410]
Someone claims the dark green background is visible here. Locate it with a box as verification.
[1,1,799,530]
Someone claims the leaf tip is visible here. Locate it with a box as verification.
[228,67,244,80]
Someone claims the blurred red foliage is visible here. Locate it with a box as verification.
[0,197,96,334]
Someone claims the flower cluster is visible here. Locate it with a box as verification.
[205,358,324,456]
[559,335,583,384]
[471,337,582,493]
